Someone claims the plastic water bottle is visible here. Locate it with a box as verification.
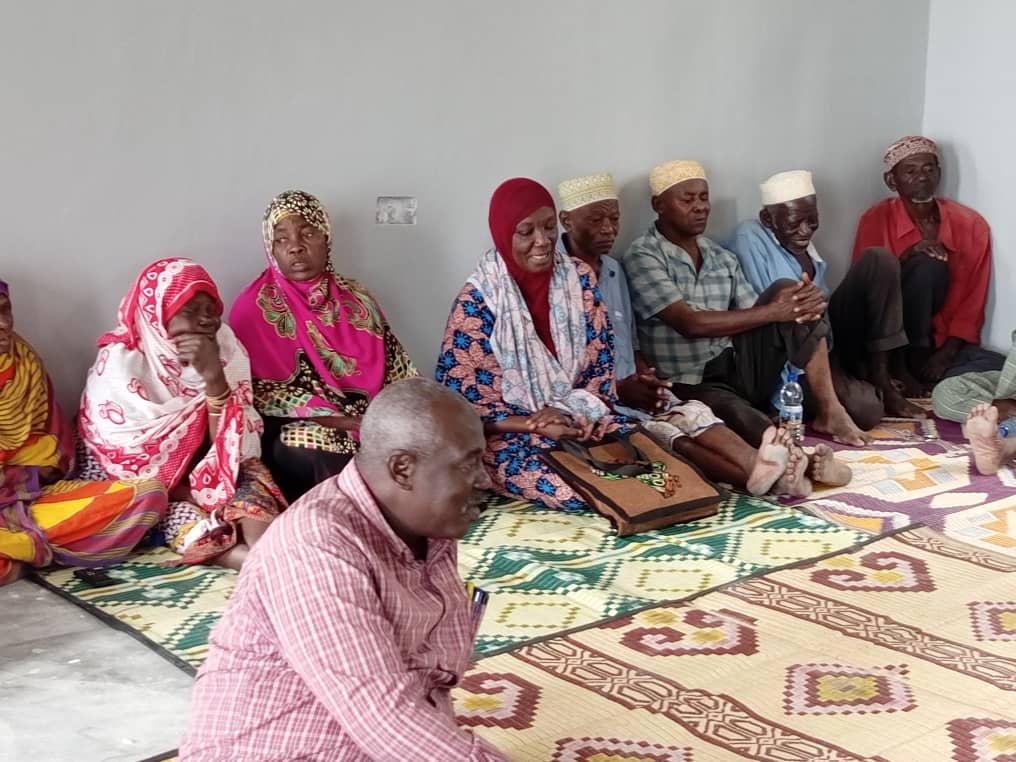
[1000,417,1016,438]
[778,371,805,444]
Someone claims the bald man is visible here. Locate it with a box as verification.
[181,378,505,762]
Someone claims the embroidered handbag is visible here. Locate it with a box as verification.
[542,427,725,536]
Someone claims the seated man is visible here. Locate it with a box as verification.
[933,330,1016,423]
[729,169,923,424]
[853,135,1004,391]
[558,172,849,495]
[180,377,506,762]
[622,160,868,449]
[963,403,1016,476]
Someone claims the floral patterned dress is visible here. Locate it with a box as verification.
[436,263,630,511]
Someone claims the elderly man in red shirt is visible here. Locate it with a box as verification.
[853,135,1004,394]
[180,377,505,762]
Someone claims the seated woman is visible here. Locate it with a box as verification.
[437,178,637,511]
[230,190,417,502]
[79,258,285,570]
[0,280,167,585]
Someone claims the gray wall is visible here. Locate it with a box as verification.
[923,0,1013,352]
[0,0,930,410]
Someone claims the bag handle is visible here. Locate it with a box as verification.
[557,434,654,477]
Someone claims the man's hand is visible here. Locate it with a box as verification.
[769,277,827,324]
[902,240,949,262]
[617,368,671,412]
[920,338,962,383]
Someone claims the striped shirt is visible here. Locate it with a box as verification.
[180,463,505,762]
[622,224,758,383]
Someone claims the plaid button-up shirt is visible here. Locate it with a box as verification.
[180,463,505,762]
[622,224,758,383]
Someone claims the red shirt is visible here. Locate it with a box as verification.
[852,196,992,347]
[180,463,505,762]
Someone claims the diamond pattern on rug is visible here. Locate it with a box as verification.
[947,718,1016,762]
[551,737,693,761]
[460,527,1016,761]
[968,602,1016,642]
[783,663,916,715]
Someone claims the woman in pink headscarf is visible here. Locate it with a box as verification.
[230,190,417,502]
[436,178,629,511]
[79,258,285,570]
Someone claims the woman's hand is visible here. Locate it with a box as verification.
[525,407,572,432]
[174,333,227,388]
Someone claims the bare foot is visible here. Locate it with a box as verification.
[808,443,852,487]
[812,409,872,447]
[773,428,812,497]
[883,388,927,419]
[965,403,1003,475]
[746,426,790,496]
[894,371,929,398]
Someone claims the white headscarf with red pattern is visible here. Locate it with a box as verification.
[79,258,261,511]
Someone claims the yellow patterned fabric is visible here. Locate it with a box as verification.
[0,334,61,468]
[455,527,1016,760]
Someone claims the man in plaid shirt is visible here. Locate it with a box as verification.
[622,160,869,448]
[180,378,506,761]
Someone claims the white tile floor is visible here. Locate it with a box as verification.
[1,580,193,762]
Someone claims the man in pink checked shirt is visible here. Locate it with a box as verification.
[180,377,506,761]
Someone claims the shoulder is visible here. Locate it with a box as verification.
[727,219,769,254]
[701,236,740,267]
[939,198,990,231]
[622,226,663,260]
[333,272,382,306]
[859,197,894,222]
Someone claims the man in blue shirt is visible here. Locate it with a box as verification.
[556,173,850,497]
[729,170,922,423]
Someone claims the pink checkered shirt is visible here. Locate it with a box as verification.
[179,463,505,761]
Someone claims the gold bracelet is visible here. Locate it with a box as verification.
[206,387,232,412]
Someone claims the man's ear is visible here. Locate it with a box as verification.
[759,207,773,229]
[884,169,897,193]
[650,194,662,215]
[559,209,571,232]
[387,451,417,491]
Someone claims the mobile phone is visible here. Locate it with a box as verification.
[72,568,120,588]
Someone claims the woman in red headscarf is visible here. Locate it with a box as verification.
[79,258,286,570]
[436,178,629,510]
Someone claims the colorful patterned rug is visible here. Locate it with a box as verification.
[460,493,867,655]
[793,410,1016,551]
[31,492,867,674]
[454,526,1016,761]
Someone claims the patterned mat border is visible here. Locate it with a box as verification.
[28,569,199,677]
[470,520,918,660]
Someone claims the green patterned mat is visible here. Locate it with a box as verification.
[32,493,867,673]
[460,492,866,654]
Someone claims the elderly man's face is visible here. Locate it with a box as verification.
[887,153,941,203]
[652,179,710,237]
[401,398,491,540]
[761,195,819,256]
[560,199,620,258]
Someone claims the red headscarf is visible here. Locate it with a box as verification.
[488,178,558,355]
